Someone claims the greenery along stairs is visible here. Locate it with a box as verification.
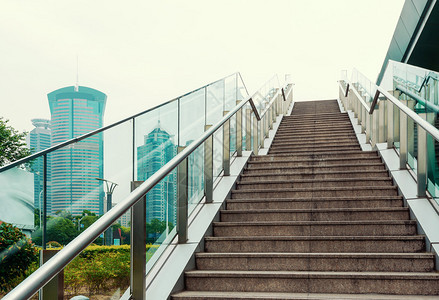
[171,100,439,299]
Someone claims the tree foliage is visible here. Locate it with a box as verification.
[0,222,38,292]
[0,117,31,167]
[32,217,78,246]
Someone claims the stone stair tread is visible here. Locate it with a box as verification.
[226,195,404,202]
[205,235,425,241]
[220,207,408,214]
[213,220,414,226]
[232,186,397,193]
[244,163,384,169]
[195,252,434,258]
[237,178,392,184]
[172,291,439,299]
[247,157,382,164]
[184,270,439,279]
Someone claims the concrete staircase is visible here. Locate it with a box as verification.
[172,100,439,299]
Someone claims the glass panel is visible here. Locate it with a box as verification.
[188,143,204,216]
[213,127,223,180]
[144,170,177,274]
[206,80,225,126]
[179,89,206,147]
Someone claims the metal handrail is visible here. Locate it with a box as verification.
[3,84,281,300]
[342,75,439,143]
[396,84,439,114]
[0,72,242,173]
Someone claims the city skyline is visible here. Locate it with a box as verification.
[0,1,405,134]
[48,85,107,216]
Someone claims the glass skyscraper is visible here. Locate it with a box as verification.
[48,86,106,216]
[137,122,177,225]
[28,118,52,213]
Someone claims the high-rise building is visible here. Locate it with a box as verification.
[137,122,177,224]
[28,118,52,213]
[48,86,106,216]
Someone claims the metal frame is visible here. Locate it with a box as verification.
[4,77,292,300]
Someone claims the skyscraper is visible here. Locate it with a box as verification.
[48,86,106,216]
[28,118,51,213]
[137,122,177,224]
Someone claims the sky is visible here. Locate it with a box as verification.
[0,0,405,133]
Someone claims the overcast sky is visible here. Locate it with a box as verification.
[1,0,404,132]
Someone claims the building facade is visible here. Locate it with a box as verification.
[28,118,52,213]
[137,122,177,225]
[48,86,106,216]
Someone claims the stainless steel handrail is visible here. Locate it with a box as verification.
[344,75,439,143]
[396,84,439,114]
[0,72,242,173]
[3,89,276,300]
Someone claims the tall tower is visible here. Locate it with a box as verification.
[137,122,177,224]
[48,86,106,216]
[29,118,52,213]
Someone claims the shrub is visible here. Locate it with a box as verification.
[0,223,38,292]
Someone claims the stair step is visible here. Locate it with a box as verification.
[270,139,359,148]
[240,171,390,181]
[269,146,362,155]
[272,135,358,143]
[226,196,404,210]
[269,142,360,151]
[231,186,398,199]
[172,291,439,300]
[213,220,416,236]
[243,163,386,173]
[184,270,439,295]
[237,178,393,189]
[204,235,426,253]
[195,252,435,272]
[250,151,376,161]
[219,208,409,222]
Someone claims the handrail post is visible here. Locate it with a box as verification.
[40,250,64,300]
[223,111,230,176]
[236,101,242,157]
[366,112,371,144]
[387,97,394,148]
[246,109,252,151]
[378,100,386,143]
[418,113,428,197]
[400,100,408,169]
[253,113,259,155]
[371,108,379,148]
[260,115,265,149]
[130,181,146,300]
[177,146,188,243]
[407,100,416,159]
[204,125,213,203]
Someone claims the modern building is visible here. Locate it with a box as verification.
[28,118,52,213]
[137,121,177,225]
[48,86,106,216]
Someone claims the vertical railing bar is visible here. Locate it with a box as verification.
[253,114,258,155]
[236,101,242,157]
[177,146,188,243]
[400,100,408,169]
[130,181,146,300]
[246,109,252,151]
[223,111,230,176]
[43,154,47,250]
[417,113,428,197]
[204,125,213,203]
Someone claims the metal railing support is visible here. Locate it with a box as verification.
[400,100,408,169]
[387,99,394,148]
[371,107,379,148]
[177,146,188,243]
[236,101,242,157]
[366,112,371,143]
[253,114,258,155]
[246,109,252,151]
[223,111,230,176]
[260,115,265,149]
[378,100,386,143]
[417,113,428,197]
[204,125,213,203]
[40,250,63,300]
[130,181,146,300]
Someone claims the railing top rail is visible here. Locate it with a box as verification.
[342,70,439,143]
[3,79,279,300]
[0,72,243,173]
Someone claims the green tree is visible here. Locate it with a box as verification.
[0,222,38,292]
[0,117,31,167]
[32,217,78,246]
